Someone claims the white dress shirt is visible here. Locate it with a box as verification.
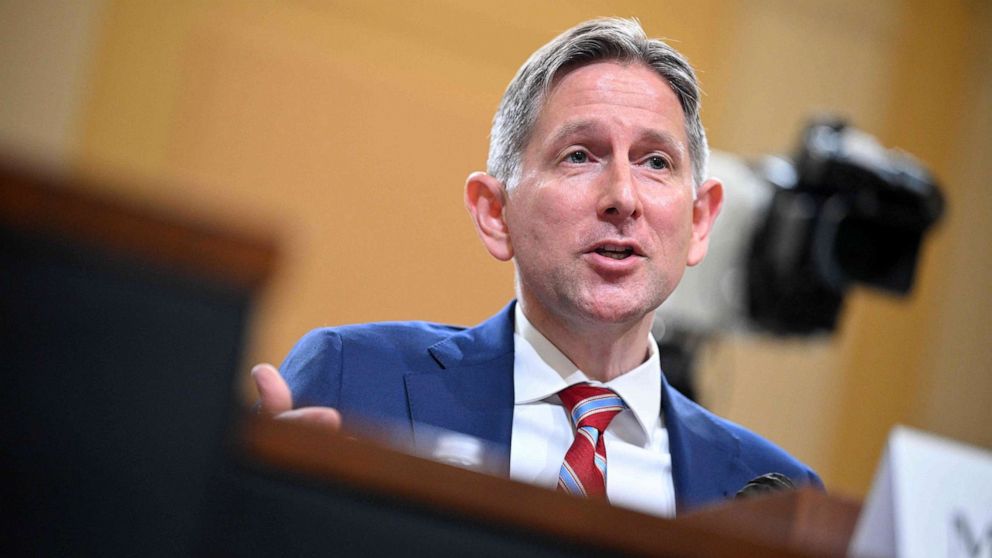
[509,305,677,517]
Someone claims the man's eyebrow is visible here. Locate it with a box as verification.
[546,120,687,159]
[639,129,686,159]
[546,120,602,147]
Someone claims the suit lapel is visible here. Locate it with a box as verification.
[662,375,756,512]
[404,302,516,475]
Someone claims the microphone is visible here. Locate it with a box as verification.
[735,472,796,499]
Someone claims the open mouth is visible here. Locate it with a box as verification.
[594,246,635,260]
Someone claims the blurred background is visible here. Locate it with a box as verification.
[1,0,989,501]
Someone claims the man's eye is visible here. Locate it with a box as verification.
[566,151,589,164]
[646,155,668,170]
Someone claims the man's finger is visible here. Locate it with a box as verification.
[275,407,343,431]
[252,363,293,415]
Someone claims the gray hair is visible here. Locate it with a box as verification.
[488,17,708,189]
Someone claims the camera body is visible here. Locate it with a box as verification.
[748,119,944,333]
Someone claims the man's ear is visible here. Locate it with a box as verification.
[686,178,724,266]
[465,171,513,261]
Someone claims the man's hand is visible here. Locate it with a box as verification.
[252,363,342,430]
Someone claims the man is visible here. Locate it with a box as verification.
[254,17,821,516]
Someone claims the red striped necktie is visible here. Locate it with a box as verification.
[557,383,626,498]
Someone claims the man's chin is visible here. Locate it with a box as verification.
[570,293,660,327]
[521,273,667,329]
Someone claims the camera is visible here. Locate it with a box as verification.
[748,119,944,333]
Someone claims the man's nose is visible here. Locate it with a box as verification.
[597,160,641,222]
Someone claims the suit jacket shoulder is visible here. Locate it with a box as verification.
[281,320,463,418]
[280,303,516,450]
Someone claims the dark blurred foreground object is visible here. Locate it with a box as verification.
[748,118,944,333]
[0,159,275,555]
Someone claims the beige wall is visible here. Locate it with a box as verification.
[915,0,992,462]
[0,0,104,167]
[4,0,989,499]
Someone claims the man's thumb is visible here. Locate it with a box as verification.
[252,363,293,415]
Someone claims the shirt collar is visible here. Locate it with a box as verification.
[513,304,662,438]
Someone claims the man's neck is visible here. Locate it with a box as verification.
[518,299,654,383]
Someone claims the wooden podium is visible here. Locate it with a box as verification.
[225,415,861,558]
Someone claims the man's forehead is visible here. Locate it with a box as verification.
[529,62,689,149]
[545,60,680,105]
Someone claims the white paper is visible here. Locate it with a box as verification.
[850,426,992,558]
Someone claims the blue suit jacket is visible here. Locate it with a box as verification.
[281,301,822,513]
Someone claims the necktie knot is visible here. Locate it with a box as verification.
[557,383,626,498]
[559,383,626,432]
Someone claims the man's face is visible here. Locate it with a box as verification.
[502,61,720,329]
